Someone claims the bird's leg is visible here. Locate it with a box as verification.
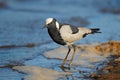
[68,45,77,67]
[61,46,71,68]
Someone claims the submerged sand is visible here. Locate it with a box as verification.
[13,66,71,80]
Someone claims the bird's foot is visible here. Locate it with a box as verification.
[61,65,70,71]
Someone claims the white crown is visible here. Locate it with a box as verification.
[46,18,53,25]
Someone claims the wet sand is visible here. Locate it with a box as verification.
[97,61,120,80]
[91,41,120,80]
[91,60,120,80]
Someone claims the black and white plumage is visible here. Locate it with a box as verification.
[45,18,101,69]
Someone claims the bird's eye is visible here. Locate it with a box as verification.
[47,23,51,26]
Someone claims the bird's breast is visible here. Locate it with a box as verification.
[48,28,66,45]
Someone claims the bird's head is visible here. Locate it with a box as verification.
[45,18,60,29]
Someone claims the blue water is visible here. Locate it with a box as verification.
[0,0,120,80]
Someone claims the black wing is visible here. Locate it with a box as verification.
[60,24,79,34]
[70,25,79,34]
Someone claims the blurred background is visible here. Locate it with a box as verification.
[0,0,120,80]
[0,0,120,45]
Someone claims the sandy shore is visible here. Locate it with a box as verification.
[91,41,120,80]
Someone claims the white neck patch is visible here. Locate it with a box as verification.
[56,21,59,29]
[46,18,53,25]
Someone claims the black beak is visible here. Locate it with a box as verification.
[41,25,46,29]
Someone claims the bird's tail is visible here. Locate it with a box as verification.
[90,28,101,34]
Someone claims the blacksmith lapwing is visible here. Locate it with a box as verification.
[45,18,101,68]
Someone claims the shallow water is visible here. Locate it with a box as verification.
[0,0,120,80]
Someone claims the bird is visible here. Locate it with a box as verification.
[45,18,101,69]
